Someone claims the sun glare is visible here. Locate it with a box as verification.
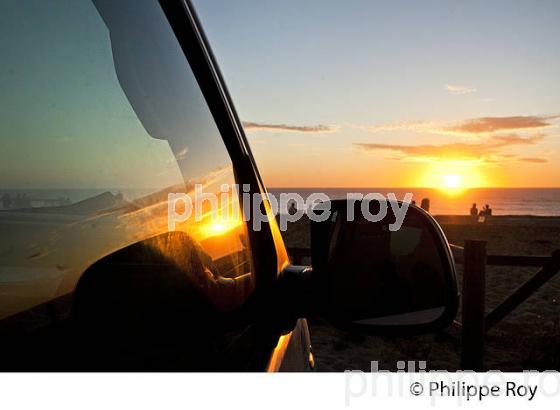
[209,223,227,233]
[439,173,466,195]
[442,174,461,189]
[201,218,242,239]
[418,162,487,194]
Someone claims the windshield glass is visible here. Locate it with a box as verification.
[0,0,254,320]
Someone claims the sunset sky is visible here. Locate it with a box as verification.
[194,0,560,188]
[1,1,558,192]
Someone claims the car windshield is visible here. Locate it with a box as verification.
[0,0,254,320]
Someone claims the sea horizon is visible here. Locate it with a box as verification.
[268,187,560,217]
[2,187,560,216]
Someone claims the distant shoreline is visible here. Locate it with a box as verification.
[434,214,560,219]
[266,187,560,192]
[275,212,560,219]
[434,214,560,222]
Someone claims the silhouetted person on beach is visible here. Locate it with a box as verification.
[288,201,297,216]
[470,203,478,223]
[420,198,430,212]
[470,203,478,215]
[484,204,492,217]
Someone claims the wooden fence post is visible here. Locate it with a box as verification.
[461,240,487,371]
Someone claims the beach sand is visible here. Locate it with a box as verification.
[281,215,560,371]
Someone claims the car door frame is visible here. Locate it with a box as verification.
[158,0,311,371]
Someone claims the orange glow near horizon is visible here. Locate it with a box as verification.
[255,146,557,188]
[417,161,489,193]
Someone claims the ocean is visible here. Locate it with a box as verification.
[1,187,559,216]
[268,188,560,216]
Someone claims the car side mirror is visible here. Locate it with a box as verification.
[310,199,458,334]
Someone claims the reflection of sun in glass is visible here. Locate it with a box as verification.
[202,218,242,239]
[209,222,227,234]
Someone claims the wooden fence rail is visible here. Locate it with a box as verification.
[485,250,560,330]
[286,244,560,371]
[459,245,560,370]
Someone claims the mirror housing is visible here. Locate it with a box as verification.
[310,199,458,335]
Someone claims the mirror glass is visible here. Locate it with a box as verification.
[312,200,457,329]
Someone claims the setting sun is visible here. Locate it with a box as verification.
[442,174,461,189]
[437,173,468,196]
[418,161,488,193]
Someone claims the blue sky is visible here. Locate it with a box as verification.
[193,0,560,187]
[1,1,558,190]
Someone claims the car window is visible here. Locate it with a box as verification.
[0,0,254,321]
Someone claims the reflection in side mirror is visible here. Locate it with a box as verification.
[311,199,458,334]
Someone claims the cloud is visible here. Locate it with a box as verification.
[443,115,560,136]
[446,84,477,95]
[519,157,548,163]
[242,121,336,133]
[490,134,545,145]
[368,114,560,137]
[354,134,546,163]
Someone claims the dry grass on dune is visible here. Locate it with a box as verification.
[281,215,560,371]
